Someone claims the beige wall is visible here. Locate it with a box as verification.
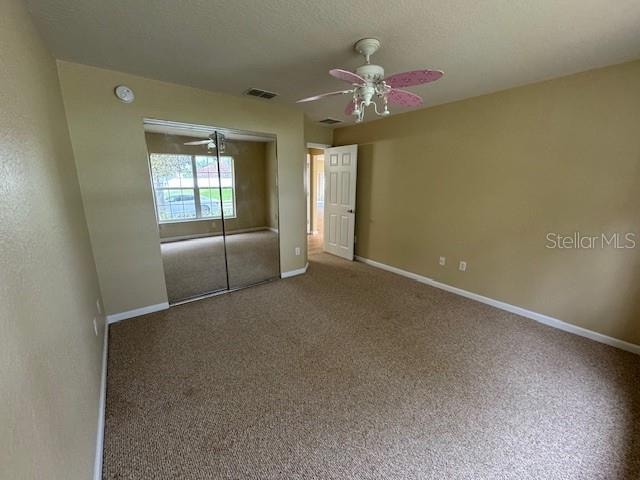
[335,60,640,346]
[0,0,103,478]
[304,116,334,146]
[145,133,270,239]
[57,61,306,315]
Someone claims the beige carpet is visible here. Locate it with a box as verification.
[161,230,279,302]
[104,253,640,479]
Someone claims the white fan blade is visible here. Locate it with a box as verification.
[183,140,212,145]
[329,69,366,85]
[297,90,353,103]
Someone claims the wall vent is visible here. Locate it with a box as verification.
[243,88,278,99]
[319,118,341,125]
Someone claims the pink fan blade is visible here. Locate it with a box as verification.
[329,68,366,85]
[297,90,352,103]
[388,89,424,108]
[385,69,443,88]
[344,100,356,116]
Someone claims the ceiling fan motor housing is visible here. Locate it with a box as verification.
[354,64,385,106]
[355,64,385,82]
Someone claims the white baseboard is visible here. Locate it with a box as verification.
[355,255,640,356]
[225,226,273,236]
[281,262,309,279]
[93,320,108,480]
[161,226,275,243]
[106,302,169,324]
[160,232,216,243]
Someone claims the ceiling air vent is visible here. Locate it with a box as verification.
[319,118,341,125]
[244,88,278,99]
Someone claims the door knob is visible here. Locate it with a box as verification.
[347,209,355,213]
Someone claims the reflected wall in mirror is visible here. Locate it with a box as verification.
[144,122,280,304]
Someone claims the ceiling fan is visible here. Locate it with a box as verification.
[297,38,443,123]
[183,133,225,152]
[184,134,215,149]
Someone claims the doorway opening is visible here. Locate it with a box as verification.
[306,147,325,256]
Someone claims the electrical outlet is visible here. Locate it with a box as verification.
[459,261,467,272]
[439,256,446,266]
[93,317,99,336]
[295,247,301,256]
[96,298,102,314]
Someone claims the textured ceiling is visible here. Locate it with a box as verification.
[26,0,640,126]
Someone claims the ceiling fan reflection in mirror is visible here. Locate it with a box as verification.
[297,38,443,123]
[183,133,225,152]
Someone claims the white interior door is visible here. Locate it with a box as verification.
[324,145,357,260]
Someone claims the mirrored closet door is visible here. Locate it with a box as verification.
[144,120,280,304]
[221,134,280,289]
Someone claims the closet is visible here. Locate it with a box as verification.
[144,120,280,303]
